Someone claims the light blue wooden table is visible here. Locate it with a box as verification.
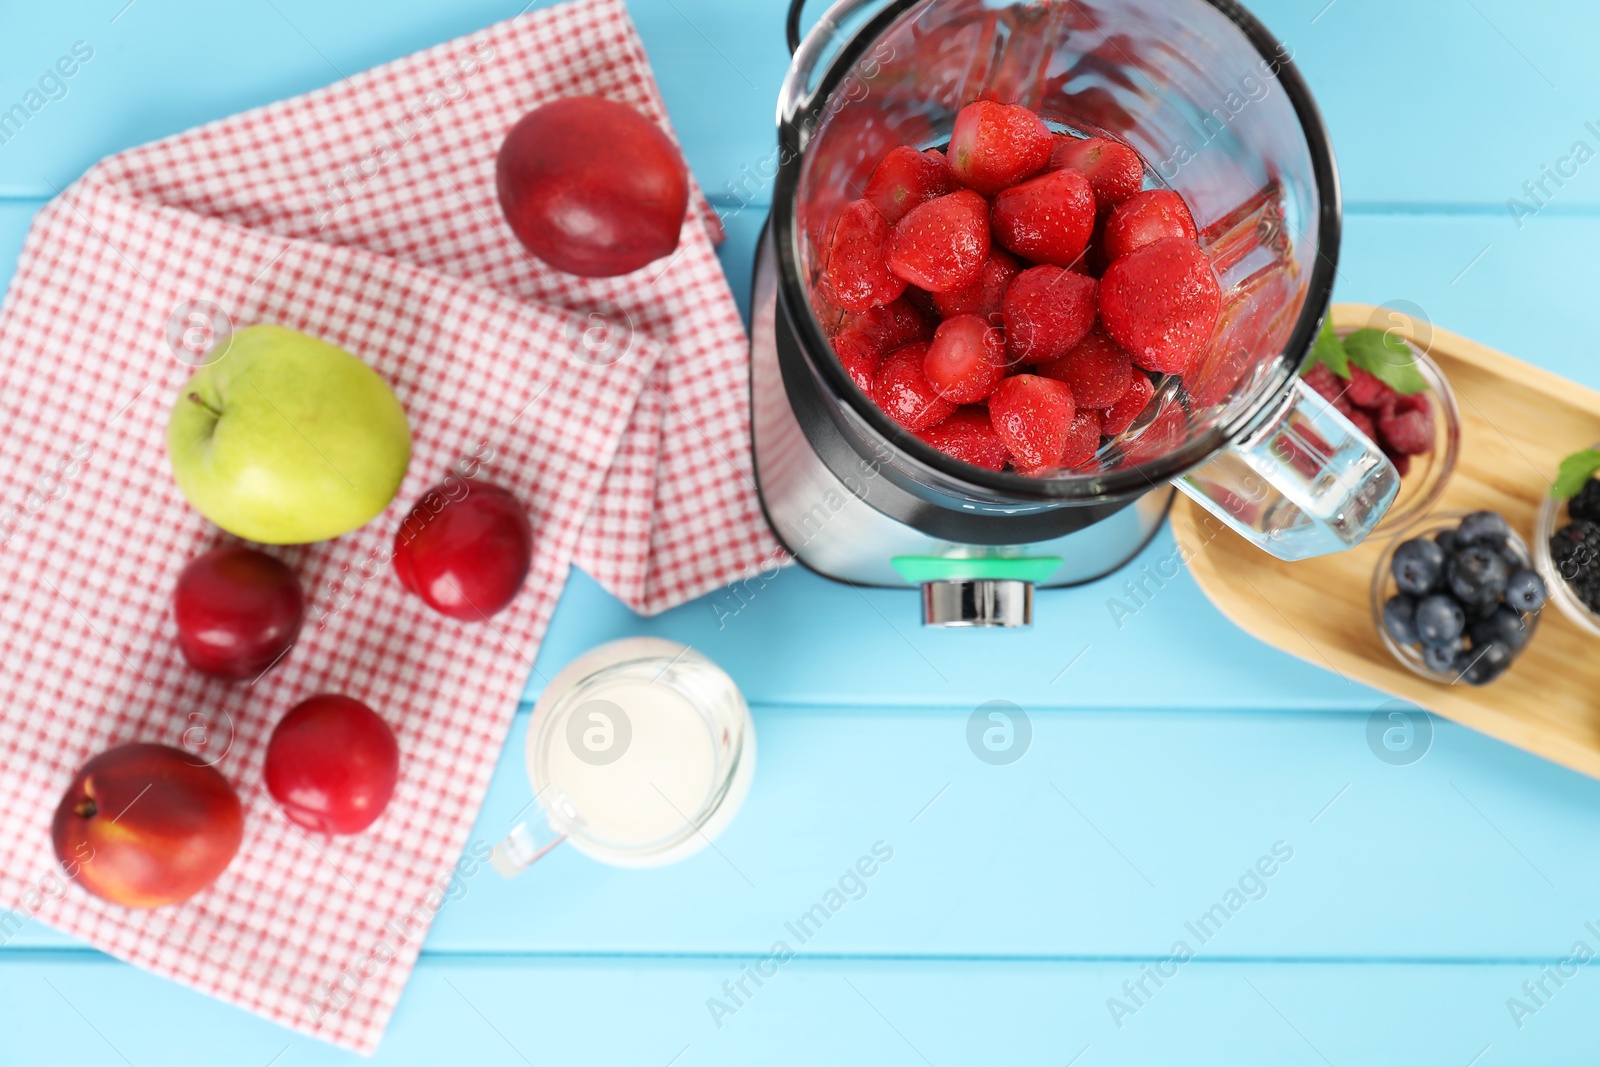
[4,1,1600,1064]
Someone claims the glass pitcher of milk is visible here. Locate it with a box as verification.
[492,637,756,873]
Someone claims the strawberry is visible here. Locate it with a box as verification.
[1345,364,1392,409]
[1103,189,1198,262]
[833,327,882,393]
[916,406,1009,471]
[1058,408,1104,470]
[873,343,956,430]
[991,168,1097,267]
[1302,362,1346,406]
[931,248,1020,324]
[1036,326,1132,409]
[1002,265,1096,364]
[989,374,1076,471]
[1101,371,1154,436]
[1378,406,1433,456]
[1122,403,1188,464]
[887,189,991,293]
[824,199,907,310]
[1050,136,1143,208]
[947,100,1053,196]
[1098,237,1221,375]
[864,145,955,224]
[839,295,933,351]
[923,315,1007,403]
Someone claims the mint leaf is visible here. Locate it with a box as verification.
[1552,449,1600,500]
[1302,318,1349,379]
[1342,328,1428,395]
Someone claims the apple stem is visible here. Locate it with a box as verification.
[74,798,97,819]
[187,392,222,418]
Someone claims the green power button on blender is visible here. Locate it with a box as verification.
[890,557,1065,584]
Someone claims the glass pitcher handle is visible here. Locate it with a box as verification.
[490,816,567,878]
[1174,378,1400,561]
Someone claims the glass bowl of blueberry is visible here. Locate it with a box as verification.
[1371,510,1547,686]
[1534,446,1600,638]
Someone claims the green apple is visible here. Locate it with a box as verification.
[167,324,412,544]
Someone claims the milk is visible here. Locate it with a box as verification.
[542,679,720,851]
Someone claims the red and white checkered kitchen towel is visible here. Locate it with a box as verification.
[0,0,779,1053]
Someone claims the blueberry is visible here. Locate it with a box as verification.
[1415,594,1466,645]
[1461,640,1513,686]
[1383,595,1419,644]
[1463,592,1502,622]
[1458,511,1511,547]
[1448,546,1509,602]
[1422,639,1463,674]
[1504,569,1547,612]
[1434,528,1460,555]
[1393,538,1445,596]
[1469,605,1531,653]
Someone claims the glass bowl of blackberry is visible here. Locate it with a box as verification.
[1371,510,1546,686]
[1534,451,1600,638]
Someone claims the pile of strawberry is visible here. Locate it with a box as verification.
[817,99,1221,474]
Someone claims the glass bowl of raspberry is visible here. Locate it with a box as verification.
[1303,329,1460,535]
[1370,511,1544,687]
[1533,449,1600,638]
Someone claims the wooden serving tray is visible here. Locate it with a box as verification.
[1172,304,1600,778]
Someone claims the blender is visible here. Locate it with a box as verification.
[750,0,1397,627]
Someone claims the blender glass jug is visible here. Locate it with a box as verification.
[767,0,1396,564]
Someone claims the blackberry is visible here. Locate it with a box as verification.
[1550,519,1600,613]
[1569,478,1600,525]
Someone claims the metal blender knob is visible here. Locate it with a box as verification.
[921,580,1034,628]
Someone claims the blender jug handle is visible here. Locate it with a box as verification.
[1172,378,1401,561]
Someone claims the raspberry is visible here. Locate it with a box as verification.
[988,374,1076,471]
[1101,371,1154,436]
[864,145,955,224]
[1343,406,1377,443]
[1098,237,1221,374]
[1303,362,1346,405]
[1058,408,1104,470]
[1377,406,1433,456]
[824,199,907,311]
[1103,189,1198,262]
[1050,136,1143,208]
[916,406,1009,471]
[991,168,1097,267]
[1037,327,1132,409]
[887,189,991,293]
[873,343,956,430]
[1002,265,1096,364]
[1345,364,1393,409]
[833,327,882,393]
[931,248,1020,324]
[947,100,1053,196]
[923,315,1007,403]
[1388,451,1412,477]
[1395,390,1431,416]
[839,295,933,351]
